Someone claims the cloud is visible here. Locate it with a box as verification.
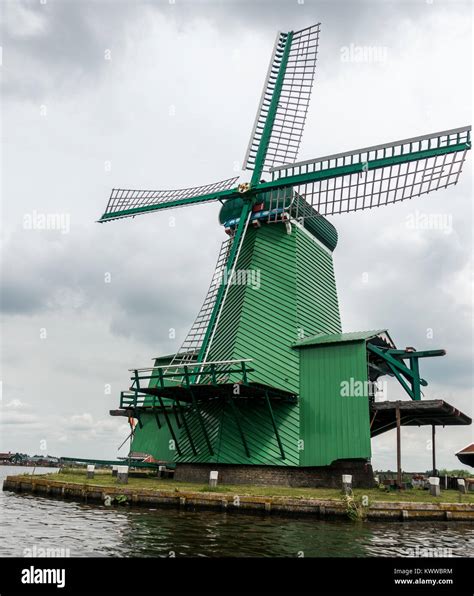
[0,400,42,427]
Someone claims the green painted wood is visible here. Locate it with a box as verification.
[259,141,471,193]
[294,329,388,347]
[207,223,341,393]
[132,220,343,467]
[99,188,239,221]
[197,201,253,364]
[298,341,372,466]
[130,412,177,461]
[250,31,293,184]
[174,397,300,466]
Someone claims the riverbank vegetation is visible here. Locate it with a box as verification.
[14,468,474,504]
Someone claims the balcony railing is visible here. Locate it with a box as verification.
[120,359,254,409]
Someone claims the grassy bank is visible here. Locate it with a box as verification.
[15,469,474,504]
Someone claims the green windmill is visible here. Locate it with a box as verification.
[100,24,471,487]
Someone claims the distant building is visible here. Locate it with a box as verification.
[456,444,474,468]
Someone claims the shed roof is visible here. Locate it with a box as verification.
[293,329,395,349]
[370,400,471,437]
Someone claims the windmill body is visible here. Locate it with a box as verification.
[101,24,472,486]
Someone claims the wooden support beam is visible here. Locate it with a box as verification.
[265,392,285,460]
[189,389,214,455]
[174,398,197,455]
[386,349,446,359]
[410,356,421,401]
[153,410,161,429]
[396,403,402,489]
[173,404,182,428]
[134,410,143,429]
[157,395,182,456]
[226,397,250,458]
[133,370,140,407]
[387,362,415,400]
[368,344,427,401]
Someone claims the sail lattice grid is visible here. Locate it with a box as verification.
[269,126,471,216]
[102,176,239,221]
[243,24,320,173]
[167,237,233,369]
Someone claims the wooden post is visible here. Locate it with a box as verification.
[431,425,436,476]
[396,403,402,489]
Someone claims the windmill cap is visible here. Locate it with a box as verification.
[218,194,338,252]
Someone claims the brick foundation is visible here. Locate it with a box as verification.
[174,460,376,489]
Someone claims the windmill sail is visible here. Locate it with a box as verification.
[99,176,239,222]
[243,24,320,174]
[168,237,233,368]
[266,126,471,216]
[165,206,252,379]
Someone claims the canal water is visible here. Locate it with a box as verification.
[1,466,473,557]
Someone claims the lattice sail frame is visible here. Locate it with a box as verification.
[168,237,233,367]
[243,24,320,173]
[101,176,239,221]
[268,126,471,216]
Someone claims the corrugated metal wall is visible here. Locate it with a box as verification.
[298,341,372,466]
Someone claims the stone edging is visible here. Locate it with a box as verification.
[3,476,474,521]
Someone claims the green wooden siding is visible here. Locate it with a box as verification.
[298,341,372,466]
[296,226,341,339]
[174,399,300,466]
[130,399,300,466]
[130,412,176,461]
[132,220,346,467]
[207,223,341,394]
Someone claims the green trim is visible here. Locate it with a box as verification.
[259,142,470,193]
[99,188,239,222]
[196,201,253,363]
[265,392,285,460]
[293,329,389,348]
[250,32,294,185]
[410,356,421,402]
[226,397,251,458]
[154,410,161,429]
[367,344,432,401]
[174,398,197,455]
[158,395,182,455]
[189,389,214,455]
[100,141,469,222]
[59,457,159,469]
[387,349,445,358]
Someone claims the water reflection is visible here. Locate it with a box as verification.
[1,467,473,558]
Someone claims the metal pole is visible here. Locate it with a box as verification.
[396,403,402,489]
[432,425,436,476]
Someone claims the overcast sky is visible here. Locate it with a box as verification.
[1,0,472,472]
